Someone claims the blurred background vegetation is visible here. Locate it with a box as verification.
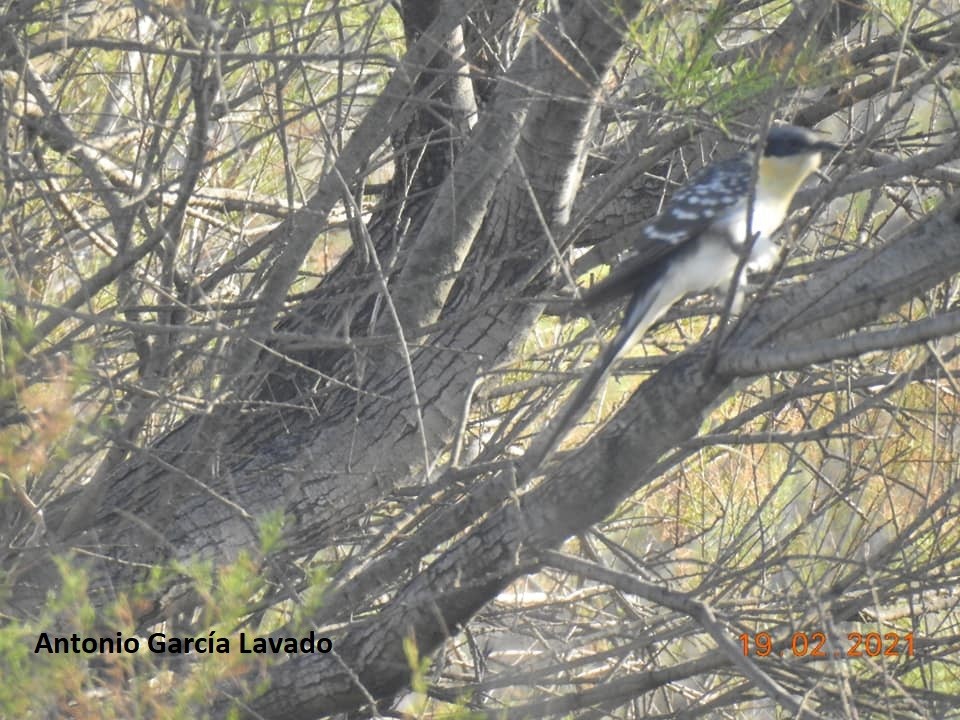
[2,0,960,718]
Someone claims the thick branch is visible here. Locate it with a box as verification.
[232,193,960,719]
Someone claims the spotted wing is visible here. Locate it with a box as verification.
[582,154,751,308]
[642,153,752,243]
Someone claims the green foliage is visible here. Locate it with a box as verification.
[626,4,776,119]
[401,634,433,716]
[403,634,431,695]
[2,0,958,716]
[289,564,330,627]
[622,1,856,126]
[871,0,921,29]
[0,620,42,716]
[257,509,287,555]
[0,545,333,717]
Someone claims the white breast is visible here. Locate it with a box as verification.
[716,196,786,274]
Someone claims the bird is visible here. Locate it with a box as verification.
[583,125,840,355]
[526,125,840,469]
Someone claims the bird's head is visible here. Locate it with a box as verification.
[762,125,841,159]
[756,125,841,202]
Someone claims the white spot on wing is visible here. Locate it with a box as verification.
[670,207,700,220]
[645,226,687,243]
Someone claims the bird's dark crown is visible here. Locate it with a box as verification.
[762,125,840,157]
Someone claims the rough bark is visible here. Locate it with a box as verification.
[216,195,960,719]
[11,0,645,626]
[7,2,960,718]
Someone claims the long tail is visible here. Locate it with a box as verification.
[520,279,666,477]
